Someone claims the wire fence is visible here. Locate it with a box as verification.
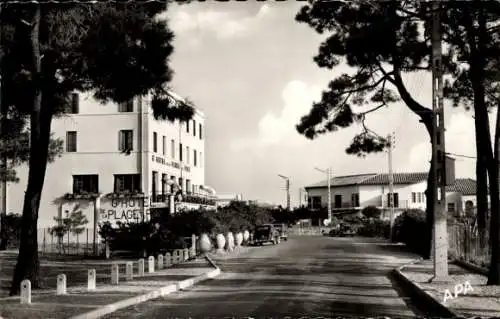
[37,227,104,256]
[448,221,490,268]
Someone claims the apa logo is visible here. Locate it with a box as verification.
[443,281,473,303]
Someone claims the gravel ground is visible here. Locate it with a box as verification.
[402,260,500,317]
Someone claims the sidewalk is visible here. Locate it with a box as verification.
[396,259,500,318]
[0,256,218,319]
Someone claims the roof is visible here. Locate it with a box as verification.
[445,178,476,196]
[305,172,477,196]
[306,172,428,188]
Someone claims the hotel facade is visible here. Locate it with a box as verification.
[4,90,215,232]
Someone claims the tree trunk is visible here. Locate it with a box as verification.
[487,98,500,284]
[9,5,54,295]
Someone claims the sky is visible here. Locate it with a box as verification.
[161,1,494,207]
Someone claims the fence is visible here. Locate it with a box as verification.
[37,227,105,256]
[448,221,490,268]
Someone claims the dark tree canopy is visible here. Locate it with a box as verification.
[294,1,459,156]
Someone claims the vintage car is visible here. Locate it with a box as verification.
[253,224,281,246]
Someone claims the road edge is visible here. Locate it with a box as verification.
[69,255,221,319]
[392,258,458,318]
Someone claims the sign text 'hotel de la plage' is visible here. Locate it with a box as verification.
[99,155,189,222]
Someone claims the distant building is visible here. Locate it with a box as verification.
[304,172,477,218]
[215,194,243,208]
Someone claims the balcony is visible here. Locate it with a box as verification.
[183,193,216,206]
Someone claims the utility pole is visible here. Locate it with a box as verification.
[0,2,5,240]
[430,1,449,282]
[315,167,332,224]
[388,132,395,239]
[278,174,290,211]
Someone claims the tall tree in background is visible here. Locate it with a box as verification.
[295,1,441,259]
[1,2,194,295]
[441,2,500,283]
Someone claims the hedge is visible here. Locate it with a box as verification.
[99,201,277,256]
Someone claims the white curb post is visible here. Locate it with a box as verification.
[138,258,145,276]
[88,269,96,291]
[165,253,171,268]
[148,256,155,273]
[57,274,67,295]
[126,262,133,281]
[111,264,119,285]
[157,254,163,270]
[20,279,31,304]
[183,248,189,262]
[191,234,196,257]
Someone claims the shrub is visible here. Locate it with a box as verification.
[0,213,22,250]
[357,219,390,238]
[361,206,382,219]
[392,209,428,256]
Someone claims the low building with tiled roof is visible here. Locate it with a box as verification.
[304,172,476,217]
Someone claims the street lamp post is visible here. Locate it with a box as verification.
[277,174,290,211]
[315,167,332,225]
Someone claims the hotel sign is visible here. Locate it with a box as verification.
[151,155,190,172]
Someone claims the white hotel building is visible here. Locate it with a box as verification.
[6,90,215,230]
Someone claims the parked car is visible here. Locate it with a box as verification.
[272,223,288,241]
[253,224,281,246]
[338,224,357,237]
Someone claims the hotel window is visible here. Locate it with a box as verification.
[153,132,158,153]
[170,175,176,193]
[118,99,133,112]
[171,139,175,159]
[186,146,190,164]
[417,192,422,203]
[179,143,183,162]
[186,179,191,194]
[162,136,166,155]
[411,192,416,203]
[114,174,141,193]
[351,194,359,207]
[72,175,98,194]
[194,150,197,167]
[447,203,456,213]
[66,131,77,152]
[70,93,79,114]
[199,124,203,139]
[118,130,133,151]
[193,119,196,137]
[161,174,167,194]
[152,171,158,198]
[186,120,190,133]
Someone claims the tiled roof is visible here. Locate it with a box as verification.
[360,172,428,185]
[305,172,477,195]
[306,173,377,188]
[446,178,476,196]
[306,172,427,188]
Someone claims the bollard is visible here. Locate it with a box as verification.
[183,248,189,261]
[138,258,145,276]
[88,269,96,291]
[191,234,196,256]
[126,262,134,281]
[172,250,178,264]
[157,254,164,270]
[164,253,171,268]
[57,274,67,295]
[148,256,155,273]
[189,247,196,259]
[20,279,31,304]
[111,263,119,285]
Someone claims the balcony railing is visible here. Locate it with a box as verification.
[183,193,216,206]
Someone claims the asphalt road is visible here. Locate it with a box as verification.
[104,236,424,318]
